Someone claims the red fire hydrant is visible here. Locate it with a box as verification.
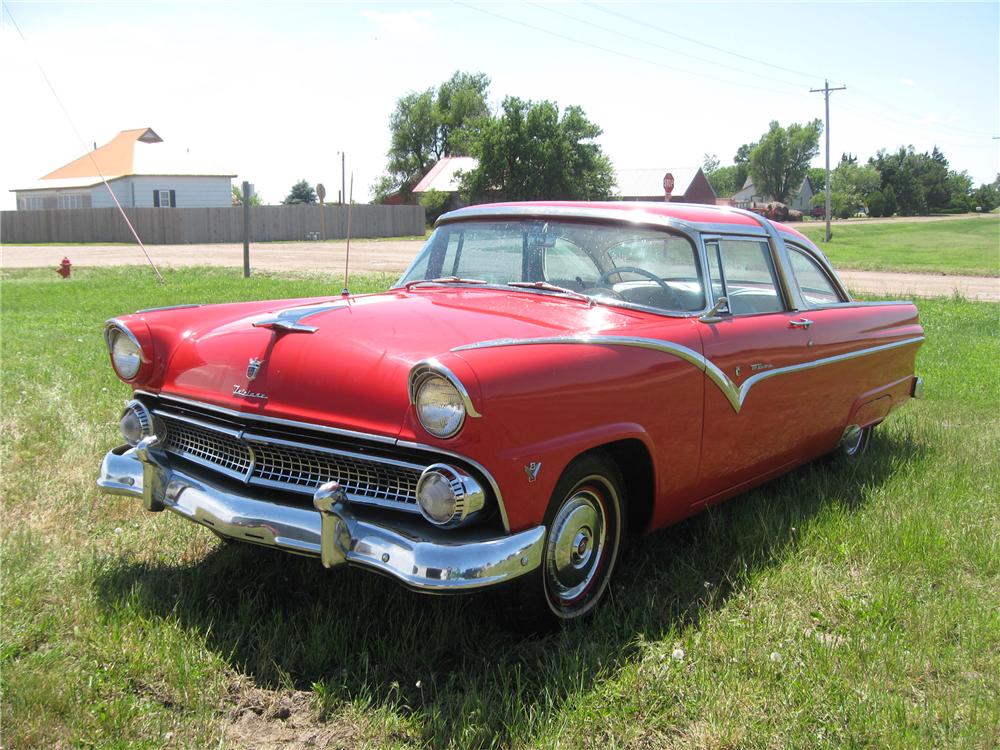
[56,257,72,278]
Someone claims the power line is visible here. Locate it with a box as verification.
[2,2,164,282]
[528,1,808,94]
[586,1,832,84]
[453,1,813,100]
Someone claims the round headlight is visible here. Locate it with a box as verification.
[108,327,143,380]
[415,374,466,438]
[416,464,486,527]
[119,400,157,446]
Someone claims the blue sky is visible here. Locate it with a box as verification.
[2,1,997,209]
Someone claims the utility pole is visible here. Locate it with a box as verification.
[241,180,252,278]
[338,151,346,206]
[811,79,846,242]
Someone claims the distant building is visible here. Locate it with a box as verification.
[731,176,814,213]
[12,128,235,210]
[613,167,717,205]
[410,156,478,210]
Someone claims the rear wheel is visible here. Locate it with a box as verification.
[495,453,626,632]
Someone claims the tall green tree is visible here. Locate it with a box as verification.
[813,161,880,218]
[748,119,823,204]
[459,97,615,202]
[702,154,742,197]
[373,71,490,202]
[282,179,317,205]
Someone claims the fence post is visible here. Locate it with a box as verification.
[242,180,251,278]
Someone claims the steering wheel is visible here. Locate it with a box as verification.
[599,266,673,295]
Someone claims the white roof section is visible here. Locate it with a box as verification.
[614,167,701,198]
[412,156,479,193]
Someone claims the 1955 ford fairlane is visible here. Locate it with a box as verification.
[98,202,924,627]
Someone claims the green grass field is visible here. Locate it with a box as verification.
[800,217,1000,277]
[2,267,998,749]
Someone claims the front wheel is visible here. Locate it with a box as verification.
[494,453,626,632]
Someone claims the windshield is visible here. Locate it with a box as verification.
[397,220,706,313]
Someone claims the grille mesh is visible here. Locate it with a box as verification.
[164,420,252,477]
[158,412,422,510]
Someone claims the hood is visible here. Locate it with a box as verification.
[143,288,658,439]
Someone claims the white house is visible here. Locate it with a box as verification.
[731,176,815,213]
[12,128,235,210]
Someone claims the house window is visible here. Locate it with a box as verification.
[57,194,83,209]
[153,189,176,208]
[21,196,44,210]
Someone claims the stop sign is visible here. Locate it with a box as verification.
[662,173,675,195]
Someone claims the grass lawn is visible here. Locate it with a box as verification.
[2,267,998,749]
[799,217,1000,277]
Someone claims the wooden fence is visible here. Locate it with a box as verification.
[0,204,425,244]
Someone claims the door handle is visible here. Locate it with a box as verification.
[789,318,814,329]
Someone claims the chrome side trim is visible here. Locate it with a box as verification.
[408,359,483,418]
[452,334,926,414]
[97,446,545,591]
[251,301,350,333]
[135,390,398,445]
[136,303,202,314]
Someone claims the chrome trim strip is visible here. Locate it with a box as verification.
[152,408,243,439]
[782,236,853,303]
[436,204,697,234]
[408,359,483,418]
[97,446,544,591]
[241,431,428,472]
[251,301,351,333]
[135,390,398,445]
[136,303,202,314]
[452,334,926,414]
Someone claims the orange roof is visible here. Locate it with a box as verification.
[42,128,162,180]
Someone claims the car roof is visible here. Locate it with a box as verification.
[440,201,808,241]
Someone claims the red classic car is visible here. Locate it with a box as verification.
[98,202,924,627]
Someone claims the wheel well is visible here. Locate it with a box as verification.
[597,439,655,535]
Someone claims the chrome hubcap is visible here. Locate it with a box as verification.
[546,488,607,604]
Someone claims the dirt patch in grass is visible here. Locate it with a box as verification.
[224,681,364,750]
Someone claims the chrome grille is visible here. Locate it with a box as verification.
[249,440,420,505]
[156,410,424,512]
[163,419,252,478]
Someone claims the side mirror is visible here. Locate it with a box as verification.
[699,296,730,324]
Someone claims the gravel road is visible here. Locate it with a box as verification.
[3,239,997,302]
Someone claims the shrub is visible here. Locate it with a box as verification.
[419,189,451,224]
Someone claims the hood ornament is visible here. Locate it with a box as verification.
[247,357,263,381]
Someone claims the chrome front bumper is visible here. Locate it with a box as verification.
[97,442,545,592]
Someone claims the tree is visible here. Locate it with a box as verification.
[972,181,1000,212]
[283,179,317,205]
[806,167,827,194]
[813,161,879,218]
[418,188,451,224]
[232,185,261,206]
[374,71,490,202]
[702,154,742,197]
[748,119,823,204]
[459,97,615,202]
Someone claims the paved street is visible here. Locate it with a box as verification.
[3,238,997,302]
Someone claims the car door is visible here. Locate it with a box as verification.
[694,235,838,503]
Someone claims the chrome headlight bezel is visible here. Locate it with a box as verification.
[104,322,147,381]
[408,360,481,439]
[415,463,486,528]
[119,399,159,446]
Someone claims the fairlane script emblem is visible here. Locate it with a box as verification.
[246,357,264,381]
[233,385,268,400]
[524,462,542,483]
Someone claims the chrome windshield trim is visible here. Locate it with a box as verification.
[452,334,926,414]
[135,390,398,445]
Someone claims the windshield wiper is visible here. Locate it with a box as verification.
[404,276,490,290]
[508,281,594,306]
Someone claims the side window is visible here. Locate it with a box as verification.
[788,246,844,306]
[706,238,784,315]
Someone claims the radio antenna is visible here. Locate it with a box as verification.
[341,173,354,296]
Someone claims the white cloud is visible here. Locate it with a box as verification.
[900,77,916,87]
